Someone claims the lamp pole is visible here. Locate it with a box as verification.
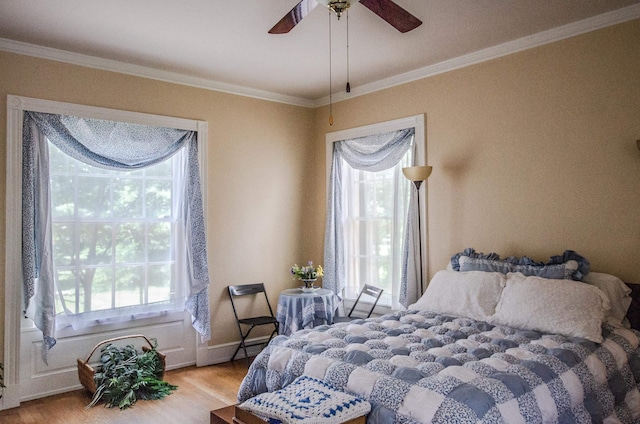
[412,180,425,295]
[402,166,432,297]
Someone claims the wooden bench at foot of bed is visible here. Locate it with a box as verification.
[211,405,366,424]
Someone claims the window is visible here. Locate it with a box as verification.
[324,115,426,310]
[342,149,413,305]
[15,101,210,349]
[49,142,185,327]
[5,96,209,407]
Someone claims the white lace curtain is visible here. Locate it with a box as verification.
[323,127,422,308]
[22,111,211,358]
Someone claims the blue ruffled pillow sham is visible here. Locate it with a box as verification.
[450,248,590,281]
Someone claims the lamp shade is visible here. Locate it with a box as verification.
[402,166,432,182]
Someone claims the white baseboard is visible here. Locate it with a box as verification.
[0,384,20,411]
[197,335,273,366]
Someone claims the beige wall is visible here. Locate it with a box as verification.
[0,51,316,349]
[1,18,639,360]
[312,19,640,284]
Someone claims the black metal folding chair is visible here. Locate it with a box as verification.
[333,284,384,323]
[227,283,279,366]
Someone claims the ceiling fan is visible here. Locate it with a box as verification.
[269,0,422,34]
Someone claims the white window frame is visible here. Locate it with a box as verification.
[3,95,208,409]
[325,114,426,314]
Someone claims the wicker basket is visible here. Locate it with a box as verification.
[77,334,166,394]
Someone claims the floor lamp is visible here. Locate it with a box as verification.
[402,165,432,296]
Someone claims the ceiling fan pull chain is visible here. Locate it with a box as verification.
[329,9,334,126]
[346,8,351,93]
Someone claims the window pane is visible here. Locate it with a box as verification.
[115,223,145,263]
[119,168,145,178]
[56,270,78,313]
[77,176,111,218]
[49,144,75,173]
[88,268,114,312]
[113,177,143,218]
[53,223,75,267]
[56,267,114,314]
[145,159,172,177]
[115,266,144,308]
[148,223,171,261]
[146,180,172,219]
[50,175,75,219]
[148,264,173,303]
[79,223,113,266]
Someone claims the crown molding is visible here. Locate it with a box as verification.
[1,3,638,109]
[314,3,640,106]
[0,38,316,108]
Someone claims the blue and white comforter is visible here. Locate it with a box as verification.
[238,310,640,423]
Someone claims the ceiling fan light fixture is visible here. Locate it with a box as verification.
[316,0,359,19]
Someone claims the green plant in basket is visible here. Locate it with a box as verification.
[88,340,176,410]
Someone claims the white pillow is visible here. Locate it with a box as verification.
[583,272,632,326]
[408,270,505,322]
[490,273,610,343]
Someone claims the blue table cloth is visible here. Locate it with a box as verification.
[277,288,338,336]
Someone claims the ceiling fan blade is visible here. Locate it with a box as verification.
[269,0,320,34]
[359,0,422,33]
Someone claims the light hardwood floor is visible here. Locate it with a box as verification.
[0,360,250,424]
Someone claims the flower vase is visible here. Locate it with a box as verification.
[301,279,317,289]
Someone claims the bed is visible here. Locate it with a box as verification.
[237,250,640,423]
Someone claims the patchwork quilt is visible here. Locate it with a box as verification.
[238,310,640,423]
